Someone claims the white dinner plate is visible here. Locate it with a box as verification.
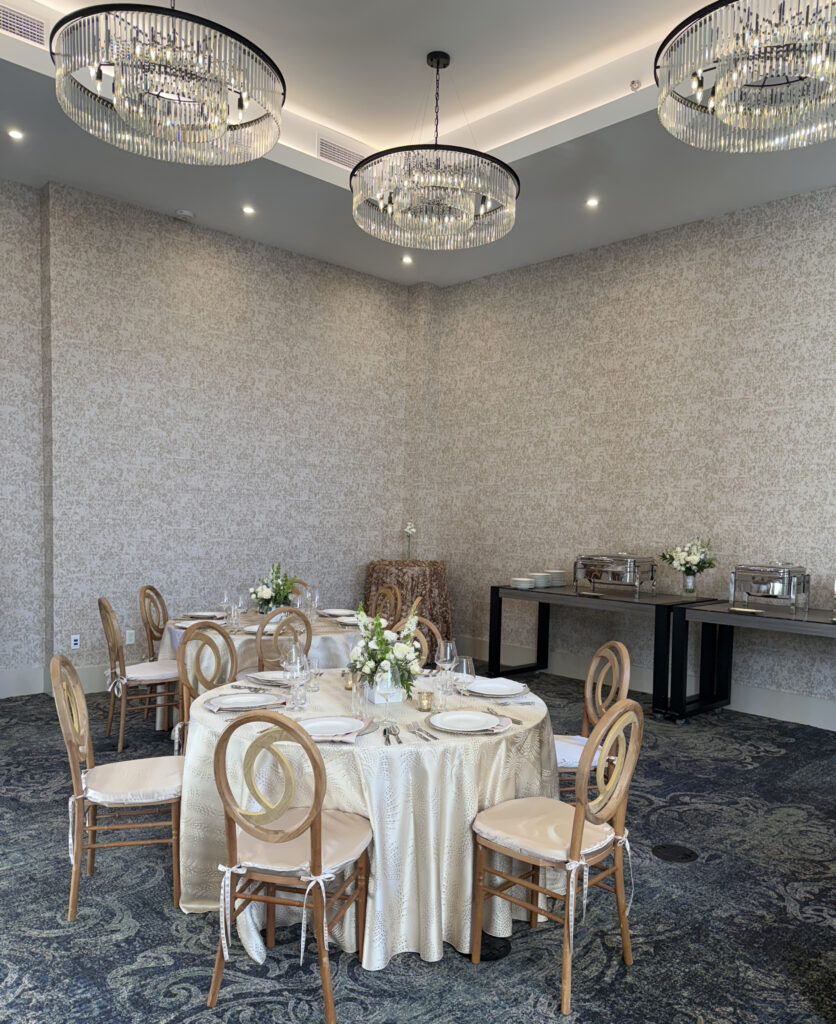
[206,693,285,712]
[183,611,225,620]
[247,671,289,686]
[337,615,358,626]
[321,608,355,618]
[299,716,365,738]
[428,710,503,734]
[242,623,278,635]
[466,679,529,697]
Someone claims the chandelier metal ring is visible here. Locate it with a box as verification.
[49,3,286,165]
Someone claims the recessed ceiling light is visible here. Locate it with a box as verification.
[173,209,195,222]
[585,196,599,208]
[7,129,24,140]
[402,255,413,264]
[242,205,256,215]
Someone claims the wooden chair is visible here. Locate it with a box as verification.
[256,607,312,671]
[393,613,442,668]
[50,654,183,921]
[371,584,402,625]
[99,597,180,752]
[291,579,311,600]
[176,621,238,755]
[208,710,372,1023]
[139,584,168,661]
[554,641,630,795]
[471,698,644,1015]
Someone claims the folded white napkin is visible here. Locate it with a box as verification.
[205,695,286,713]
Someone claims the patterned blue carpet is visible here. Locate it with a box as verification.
[1,676,834,1024]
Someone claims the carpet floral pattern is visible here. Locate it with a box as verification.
[0,676,834,1024]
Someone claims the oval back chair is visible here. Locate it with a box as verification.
[177,621,238,752]
[372,584,402,626]
[256,607,312,671]
[393,613,442,668]
[208,710,372,1022]
[139,584,169,661]
[581,640,630,736]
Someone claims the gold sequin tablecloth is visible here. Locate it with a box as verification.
[364,560,452,648]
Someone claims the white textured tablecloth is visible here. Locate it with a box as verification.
[178,671,559,970]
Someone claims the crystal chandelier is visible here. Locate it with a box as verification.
[49,3,285,165]
[655,1,836,153]
[350,52,520,250]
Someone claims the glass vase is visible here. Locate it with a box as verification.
[682,574,696,597]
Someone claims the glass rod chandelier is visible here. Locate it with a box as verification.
[350,52,520,250]
[49,3,285,165]
[655,0,836,152]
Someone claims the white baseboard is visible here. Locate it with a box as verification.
[0,665,47,698]
[457,635,835,731]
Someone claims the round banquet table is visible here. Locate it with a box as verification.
[157,612,361,674]
[178,671,559,971]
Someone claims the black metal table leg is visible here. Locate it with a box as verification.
[536,601,550,670]
[715,625,734,704]
[488,586,502,677]
[652,605,673,716]
[699,623,718,704]
[669,606,689,721]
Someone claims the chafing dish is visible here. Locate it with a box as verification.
[729,563,810,616]
[573,553,657,596]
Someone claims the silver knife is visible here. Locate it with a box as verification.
[383,727,391,746]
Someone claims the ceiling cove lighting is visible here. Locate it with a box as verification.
[49,3,286,165]
[350,51,520,251]
[655,1,836,153]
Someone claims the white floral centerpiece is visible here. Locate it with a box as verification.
[249,562,297,614]
[347,598,423,700]
[661,538,717,595]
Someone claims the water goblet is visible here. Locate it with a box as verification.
[288,653,309,711]
[454,655,476,695]
[435,640,458,696]
[308,656,321,693]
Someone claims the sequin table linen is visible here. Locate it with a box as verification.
[178,671,558,970]
[363,560,452,651]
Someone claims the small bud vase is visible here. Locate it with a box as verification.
[682,574,696,596]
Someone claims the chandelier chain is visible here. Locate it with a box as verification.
[434,65,440,145]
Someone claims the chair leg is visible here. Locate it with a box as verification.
[170,799,181,908]
[117,686,128,753]
[68,802,84,922]
[529,865,540,928]
[105,688,115,737]
[143,684,151,719]
[355,850,368,962]
[560,871,575,1016]
[471,840,486,964]
[313,884,337,1024]
[614,845,633,965]
[163,684,172,732]
[86,805,97,876]
[265,884,276,948]
[206,937,225,1008]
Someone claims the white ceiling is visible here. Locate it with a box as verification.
[2,1,836,286]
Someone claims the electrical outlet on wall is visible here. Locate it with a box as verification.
[125,629,136,645]
[70,635,80,650]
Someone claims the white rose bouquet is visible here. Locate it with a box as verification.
[661,539,717,577]
[249,562,297,614]
[347,598,423,697]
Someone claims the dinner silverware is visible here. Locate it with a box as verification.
[413,725,438,741]
[387,722,403,744]
[497,699,535,706]
[230,684,269,693]
[407,724,430,742]
[383,726,391,746]
[487,705,522,724]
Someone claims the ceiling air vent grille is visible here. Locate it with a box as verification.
[0,4,45,45]
[318,134,367,170]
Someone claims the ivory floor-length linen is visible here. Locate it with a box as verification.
[178,672,559,970]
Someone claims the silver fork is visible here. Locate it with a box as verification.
[408,723,435,741]
[487,705,522,725]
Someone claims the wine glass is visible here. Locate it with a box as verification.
[234,594,247,629]
[375,663,401,724]
[287,652,310,711]
[307,655,321,693]
[435,640,458,695]
[310,587,321,617]
[454,655,476,695]
[221,588,232,623]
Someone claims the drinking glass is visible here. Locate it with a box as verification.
[454,655,476,694]
[350,677,365,717]
[307,656,321,693]
[310,587,321,617]
[375,663,401,716]
[288,653,309,711]
[234,594,247,629]
[435,640,458,695]
[221,589,232,623]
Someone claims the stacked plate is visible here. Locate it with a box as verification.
[460,678,529,699]
[510,577,535,590]
[205,692,285,713]
[299,715,366,740]
[427,710,510,735]
[182,611,225,620]
[320,608,355,618]
[247,670,290,686]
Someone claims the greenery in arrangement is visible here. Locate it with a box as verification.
[250,563,297,613]
[404,520,416,558]
[661,538,717,576]
[348,599,423,697]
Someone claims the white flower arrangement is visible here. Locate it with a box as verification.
[347,598,423,697]
[249,562,297,614]
[404,520,416,559]
[661,538,717,577]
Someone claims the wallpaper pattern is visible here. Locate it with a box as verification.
[0,180,833,705]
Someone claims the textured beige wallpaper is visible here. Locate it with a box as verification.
[0,181,44,692]
[0,179,833,707]
[426,188,836,700]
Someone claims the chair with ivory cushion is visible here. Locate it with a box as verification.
[99,596,179,752]
[254,607,312,671]
[176,620,238,754]
[50,654,183,921]
[471,698,644,1015]
[208,710,372,1024]
[554,641,630,794]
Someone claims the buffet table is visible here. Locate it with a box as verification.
[669,600,836,722]
[488,584,713,718]
[178,670,557,970]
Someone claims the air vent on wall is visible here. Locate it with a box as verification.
[0,3,45,46]
[317,131,370,170]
